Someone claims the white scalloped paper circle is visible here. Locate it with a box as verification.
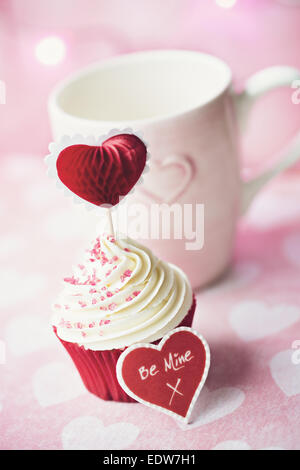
[44,128,150,212]
[116,327,211,424]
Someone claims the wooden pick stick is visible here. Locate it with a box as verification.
[106,207,115,238]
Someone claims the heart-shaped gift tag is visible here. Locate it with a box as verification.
[53,133,147,206]
[116,327,210,423]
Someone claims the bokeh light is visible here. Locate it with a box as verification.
[215,0,237,8]
[35,36,66,66]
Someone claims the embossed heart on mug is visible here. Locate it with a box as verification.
[137,155,194,204]
[116,328,210,423]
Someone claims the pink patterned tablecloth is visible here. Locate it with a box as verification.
[1,0,300,451]
[0,153,299,450]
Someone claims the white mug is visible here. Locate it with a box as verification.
[48,50,300,288]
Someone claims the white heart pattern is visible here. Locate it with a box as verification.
[212,441,284,450]
[213,440,251,450]
[230,301,300,342]
[177,386,245,429]
[62,416,140,450]
[282,232,300,268]
[33,361,87,407]
[270,349,300,397]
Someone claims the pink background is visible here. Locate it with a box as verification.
[0,0,300,450]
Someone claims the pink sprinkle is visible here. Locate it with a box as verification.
[113,265,117,270]
[81,331,87,337]
[89,322,95,328]
[100,252,109,265]
[124,248,130,252]
[78,264,85,270]
[78,301,87,308]
[64,276,79,285]
[112,255,119,261]
[133,290,141,297]
[108,302,117,311]
[89,238,102,259]
[105,270,112,277]
[121,269,132,282]
[99,319,111,326]
[100,296,105,301]
[126,296,133,302]
[92,298,97,305]
[106,291,113,298]
[75,322,83,329]
[64,305,70,310]
[89,288,97,294]
[101,286,107,291]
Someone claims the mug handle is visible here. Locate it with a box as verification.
[233,66,300,213]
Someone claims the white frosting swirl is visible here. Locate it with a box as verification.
[52,235,193,350]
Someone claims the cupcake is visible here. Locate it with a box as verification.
[52,233,196,402]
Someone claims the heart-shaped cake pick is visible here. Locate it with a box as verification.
[116,327,210,424]
[45,130,148,208]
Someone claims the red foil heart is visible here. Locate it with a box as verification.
[56,134,147,206]
[117,328,210,422]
